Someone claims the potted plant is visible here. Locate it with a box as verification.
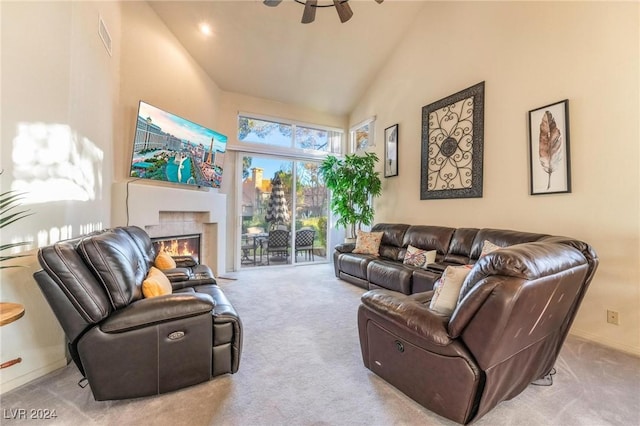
[319,152,382,242]
[1,186,31,268]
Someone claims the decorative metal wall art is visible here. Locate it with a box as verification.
[528,100,571,195]
[420,82,485,200]
[384,124,398,177]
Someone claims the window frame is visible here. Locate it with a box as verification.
[229,112,345,160]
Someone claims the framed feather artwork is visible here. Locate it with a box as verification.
[384,124,398,178]
[528,100,571,195]
[420,82,484,199]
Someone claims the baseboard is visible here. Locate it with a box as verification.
[0,358,68,395]
[570,329,640,357]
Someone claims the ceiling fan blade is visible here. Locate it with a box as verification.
[333,0,353,23]
[263,0,283,7]
[302,0,317,24]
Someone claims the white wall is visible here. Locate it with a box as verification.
[351,1,640,355]
[0,1,121,392]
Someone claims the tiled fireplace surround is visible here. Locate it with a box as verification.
[113,182,227,276]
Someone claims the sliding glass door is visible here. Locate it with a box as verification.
[239,154,328,268]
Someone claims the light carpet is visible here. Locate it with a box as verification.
[1,263,639,425]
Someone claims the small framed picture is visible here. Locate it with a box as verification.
[528,100,571,195]
[350,117,375,153]
[384,124,398,177]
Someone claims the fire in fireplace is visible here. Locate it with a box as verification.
[151,234,201,264]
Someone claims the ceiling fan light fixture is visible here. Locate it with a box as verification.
[301,0,318,24]
[333,0,353,23]
[265,0,382,24]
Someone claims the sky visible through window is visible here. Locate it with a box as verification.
[250,157,291,182]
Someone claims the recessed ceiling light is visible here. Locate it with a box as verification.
[199,23,212,36]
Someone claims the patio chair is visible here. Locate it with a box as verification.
[295,228,315,261]
[265,229,290,265]
[242,227,265,265]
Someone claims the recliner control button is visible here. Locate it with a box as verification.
[168,331,185,340]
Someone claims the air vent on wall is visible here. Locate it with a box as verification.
[98,16,112,56]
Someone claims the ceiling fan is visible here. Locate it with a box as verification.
[264,0,384,24]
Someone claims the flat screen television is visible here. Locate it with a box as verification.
[129,101,228,189]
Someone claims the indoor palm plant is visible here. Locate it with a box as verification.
[319,152,382,242]
[0,183,32,268]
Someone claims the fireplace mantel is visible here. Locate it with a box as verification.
[112,181,226,276]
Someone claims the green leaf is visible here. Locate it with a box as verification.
[0,188,33,267]
[319,151,382,238]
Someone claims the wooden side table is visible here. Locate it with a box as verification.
[0,302,25,369]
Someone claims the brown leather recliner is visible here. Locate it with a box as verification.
[33,226,242,401]
[358,238,598,424]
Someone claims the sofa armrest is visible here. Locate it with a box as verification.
[360,289,452,346]
[172,255,198,268]
[335,242,356,253]
[101,293,214,333]
[162,267,192,282]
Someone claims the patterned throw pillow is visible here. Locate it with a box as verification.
[479,240,502,258]
[352,230,384,256]
[403,245,437,269]
[429,265,472,315]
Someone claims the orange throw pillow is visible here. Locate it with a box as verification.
[142,266,172,298]
[154,250,177,270]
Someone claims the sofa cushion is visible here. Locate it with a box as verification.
[469,229,548,260]
[368,259,414,294]
[430,265,472,315]
[142,266,173,298]
[79,230,146,309]
[338,253,376,280]
[371,223,411,261]
[352,230,383,256]
[411,268,442,293]
[403,245,437,269]
[120,226,156,269]
[402,225,455,259]
[443,228,479,265]
[371,223,411,248]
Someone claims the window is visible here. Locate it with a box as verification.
[350,116,376,154]
[237,114,343,155]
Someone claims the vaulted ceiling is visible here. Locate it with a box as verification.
[149,0,427,117]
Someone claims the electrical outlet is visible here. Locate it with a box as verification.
[607,310,619,325]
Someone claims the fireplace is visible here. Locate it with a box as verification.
[113,181,227,276]
[151,234,201,264]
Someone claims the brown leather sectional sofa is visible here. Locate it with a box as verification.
[334,223,563,294]
[335,223,599,424]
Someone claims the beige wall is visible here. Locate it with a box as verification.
[0,1,121,392]
[116,1,223,183]
[351,1,640,354]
